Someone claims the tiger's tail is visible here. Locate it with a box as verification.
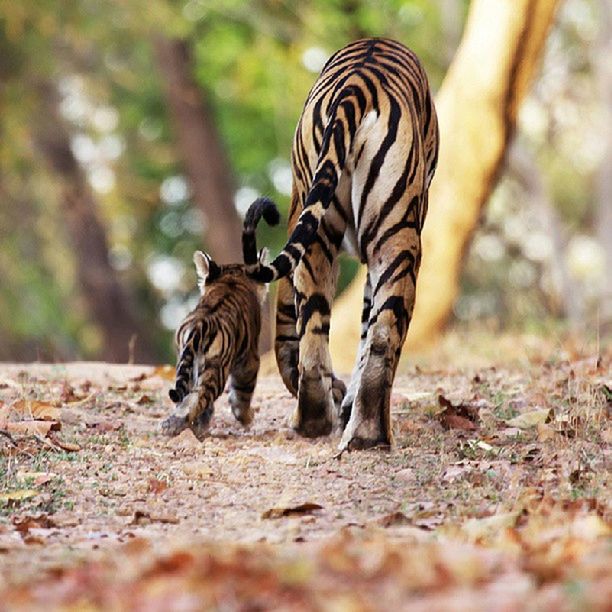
[242,197,280,266]
[248,85,366,283]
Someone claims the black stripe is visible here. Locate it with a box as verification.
[357,94,401,225]
[299,293,331,336]
[372,250,416,295]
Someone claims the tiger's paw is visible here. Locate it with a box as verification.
[338,416,391,451]
[293,370,335,437]
[291,409,333,437]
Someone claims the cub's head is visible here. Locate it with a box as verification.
[192,249,269,303]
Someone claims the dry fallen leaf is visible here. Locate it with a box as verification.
[129,510,179,525]
[10,399,61,421]
[47,433,81,452]
[59,382,89,404]
[86,418,124,432]
[262,502,323,519]
[151,365,175,381]
[505,408,553,429]
[460,512,519,542]
[6,420,61,436]
[437,395,479,431]
[16,471,55,486]
[536,423,557,442]
[0,490,38,504]
[147,478,169,494]
[377,511,411,527]
[12,514,57,536]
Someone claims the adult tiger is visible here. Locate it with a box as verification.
[248,38,439,451]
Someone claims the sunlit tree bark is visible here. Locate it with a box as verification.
[328,0,560,371]
[33,82,157,363]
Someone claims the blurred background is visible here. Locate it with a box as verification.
[0,0,609,364]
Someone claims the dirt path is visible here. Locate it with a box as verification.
[0,357,610,609]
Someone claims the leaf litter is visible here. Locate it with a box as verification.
[0,349,610,609]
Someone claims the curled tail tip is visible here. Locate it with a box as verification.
[263,204,280,227]
[244,196,280,230]
[242,196,280,268]
[168,388,181,403]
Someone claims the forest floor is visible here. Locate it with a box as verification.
[0,331,610,610]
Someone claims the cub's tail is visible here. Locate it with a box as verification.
[242,196,280,266]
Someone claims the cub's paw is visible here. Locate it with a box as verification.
[160,413,189,437]
[231,403,254,427]
[189,408,213,441]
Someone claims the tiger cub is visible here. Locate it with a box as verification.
[247,38,439,451]
[161,198,279,440]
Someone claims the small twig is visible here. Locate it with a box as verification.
[333,447,349,461]
[0,430,17,446]
[33,433,62,452]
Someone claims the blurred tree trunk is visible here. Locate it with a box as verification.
[152,36,243,264]
[329,0,560,370]
[509,142,583,325]
[596,0,612,331]
[32,82,157,364]
[153,35,272,352]
[438,0,464,63]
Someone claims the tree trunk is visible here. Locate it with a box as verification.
[329,0,560,371]
[508,142,583,325]
[153,35,272,352]
[152,36,243,264]
[32,82,158,364]
[596,0,612,332]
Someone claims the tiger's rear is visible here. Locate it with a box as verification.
[249,39,439,450]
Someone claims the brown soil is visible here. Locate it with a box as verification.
[0,350,610,610]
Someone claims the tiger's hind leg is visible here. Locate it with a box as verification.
[276,276,346,407]
[293,218,346,437]
[228,353,260,426]
[339,230,420,451]
[340,272,372,428]
[274,277,299,397]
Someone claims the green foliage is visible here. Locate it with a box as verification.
[0,0,454,361]
[0,0,603,361]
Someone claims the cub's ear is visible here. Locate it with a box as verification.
[193,250,220,294]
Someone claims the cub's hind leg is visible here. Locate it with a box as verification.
[188,360,230,440]
[228,353,260,426]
